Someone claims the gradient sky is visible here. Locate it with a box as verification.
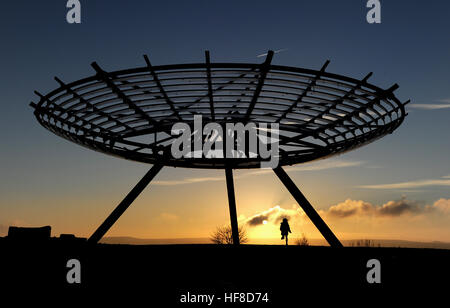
[1,1,449,243]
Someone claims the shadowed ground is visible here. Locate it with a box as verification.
[0,238,448,303]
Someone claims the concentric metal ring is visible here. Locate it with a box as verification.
[31,52,408,169]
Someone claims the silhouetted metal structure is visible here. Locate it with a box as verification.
[8,226,51,241]
[31,50,409,247]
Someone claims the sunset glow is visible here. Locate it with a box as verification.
[1,1,449,247]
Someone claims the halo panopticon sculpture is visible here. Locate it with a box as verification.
[31,51,409,247]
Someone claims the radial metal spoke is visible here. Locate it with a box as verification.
[143,55,182,121]
[91,61,160,127]
[205,51,215,121]
[244,50,274,122]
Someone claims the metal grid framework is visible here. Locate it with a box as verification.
[31,51,409,169]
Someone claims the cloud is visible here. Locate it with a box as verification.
[358,178,450,190]
[409,98,450,110]
[241,197,450,242]
[154,159,363,186]
[324,197,449,218]
[249,159,364,176]
[153,176,224,186]
[245,205,302,227]
[438,98,450,103]
[288,160,364,172]
[377,198,422,216]
[433,199,450,214]
[326,199,373,218]
[409,104,450,110]
[247,214,270,226]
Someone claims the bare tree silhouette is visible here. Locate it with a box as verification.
[295,233,310,246]
[210,225,248,245]
[349,239,377,247]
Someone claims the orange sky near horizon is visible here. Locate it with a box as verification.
[2,161,449,243]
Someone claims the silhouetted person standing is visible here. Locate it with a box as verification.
[280,218,292,246]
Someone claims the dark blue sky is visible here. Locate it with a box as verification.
[1,1,449,239]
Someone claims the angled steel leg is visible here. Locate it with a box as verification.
[88,164,163,244]
[225,168,240,245]
[273,166,343,248]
